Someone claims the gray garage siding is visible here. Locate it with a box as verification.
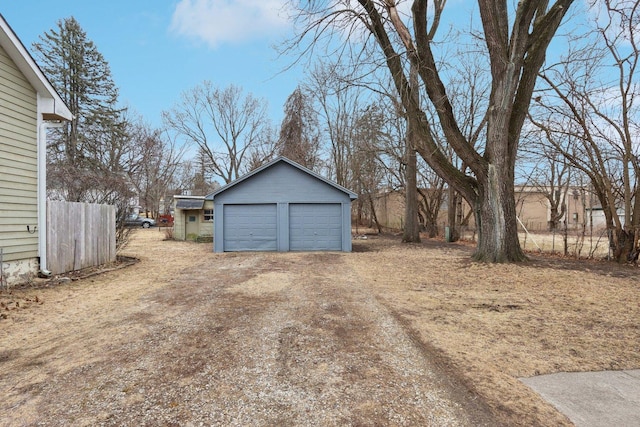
[213,162,346,204]
[210,158,357,253]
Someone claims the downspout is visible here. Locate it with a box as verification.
[37,101,63,277]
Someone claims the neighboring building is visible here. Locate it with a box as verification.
[172,195,214,241]
[0,14,73,286]
[207,157,357,252]
[514,185,586,232]
[585,207,625,230]
[369,185,591,233]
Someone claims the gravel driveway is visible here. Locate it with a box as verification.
[0,230,498,426]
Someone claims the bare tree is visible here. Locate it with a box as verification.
[520,127,573,232]
[244,124,280,172]
[126,119,186,218]
[306,61,363,187]
[371,89,448,237]
[291,0,575,262]
[351,104,386,232]
[403,63,421,242]
[532,0,640,262]
[163,83,271,184]
[170,158,217,196]
[416,165,446,238]
[444,43,491,242]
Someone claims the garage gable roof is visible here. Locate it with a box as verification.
[206,157,358,200]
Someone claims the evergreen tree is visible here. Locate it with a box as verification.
[278,87,320,170]
[33,16,130,203]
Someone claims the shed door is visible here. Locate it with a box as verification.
[223,204,277,251]
[185,211,199,240]
[289,203,342,251]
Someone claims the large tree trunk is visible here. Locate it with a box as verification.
[403,63,421,243]
[403,145,421,242]
[613,229,630,262]
[351,0,573,262]
[612,229,636,263]
[367,194,383,234]
[474,173,526,262]
[447,186,460,242]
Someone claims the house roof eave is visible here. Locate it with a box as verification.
[0,14,73,122]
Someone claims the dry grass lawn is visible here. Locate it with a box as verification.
[350,233,640,425]
[1,229,638,425]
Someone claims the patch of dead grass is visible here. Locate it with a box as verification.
[2,229,637,426]
[348,233,640,426]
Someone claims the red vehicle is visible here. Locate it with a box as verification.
[157,214,174,227]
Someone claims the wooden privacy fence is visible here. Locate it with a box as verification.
[47,201,116,275]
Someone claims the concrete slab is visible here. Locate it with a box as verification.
[520,370,640,427]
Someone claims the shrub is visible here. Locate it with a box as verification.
[163,227,175,241]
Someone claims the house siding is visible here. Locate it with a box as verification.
[0,43,39,263]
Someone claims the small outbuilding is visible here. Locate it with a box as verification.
[206,157,357,252]
[172,195,214,241]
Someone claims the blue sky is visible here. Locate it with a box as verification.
[2,0,590,134]
[1,0,303,129]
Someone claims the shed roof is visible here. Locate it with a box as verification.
[175,198,205,209]
[0,14,73,121]
[205,157,358,201]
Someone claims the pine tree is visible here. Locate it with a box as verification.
[278,87,320,170]
[33,16,129,203]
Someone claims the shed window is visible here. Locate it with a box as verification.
[203,209,214,222]
[188,215,196,222]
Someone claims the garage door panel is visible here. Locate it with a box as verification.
[223,204,277,251]
[290,203,342,251]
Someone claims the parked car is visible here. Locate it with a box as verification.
[124,214,156,228]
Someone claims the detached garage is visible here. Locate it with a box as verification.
[206,157,357,252]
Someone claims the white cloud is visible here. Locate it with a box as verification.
[170,0,292,48]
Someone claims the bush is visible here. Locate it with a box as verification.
[163,227,175,241]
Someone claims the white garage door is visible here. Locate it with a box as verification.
[223,204,277,251]
[289,203,342,251]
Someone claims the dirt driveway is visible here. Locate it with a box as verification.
[0,230,497,426]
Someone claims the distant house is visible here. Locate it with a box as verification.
[172,195,214,241]
[369,185,590,234]
[207,157,357,252]
[0,14,73,285]
[585,207,625,230]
